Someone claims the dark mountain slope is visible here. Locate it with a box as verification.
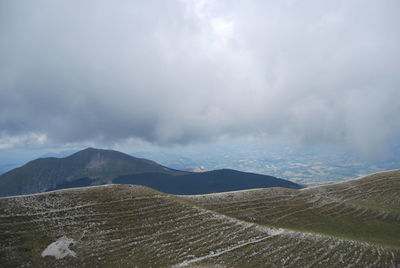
[0,148,186,196]
[0,148,302,197]
[114,168,302,195]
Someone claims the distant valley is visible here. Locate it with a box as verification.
[134,143,400,186]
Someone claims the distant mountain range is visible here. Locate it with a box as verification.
[0,169,398,267]
[0,148,301,197]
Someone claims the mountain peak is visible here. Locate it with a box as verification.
[0,148,185,197]
[68,147,130,160]
[76,147,115,154]
[0,148,301,197]
[82,147,98,152]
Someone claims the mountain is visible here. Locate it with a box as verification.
[0,170,399,267]
[114,168,302,195]
[0,148,186,197]
[0,148,301,197]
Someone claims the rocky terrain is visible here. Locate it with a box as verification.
[0,170,399,267]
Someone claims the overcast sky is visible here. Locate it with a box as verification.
[0,0,399,155]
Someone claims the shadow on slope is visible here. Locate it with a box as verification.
[113,169,302,195]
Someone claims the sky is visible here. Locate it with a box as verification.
[0,0,399,157]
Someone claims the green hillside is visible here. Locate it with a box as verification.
[0,170,399,267]
[183,170,400,248]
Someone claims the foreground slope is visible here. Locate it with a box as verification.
[1,171,399,267]
[183,169,400,248]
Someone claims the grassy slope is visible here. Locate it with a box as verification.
[183,170,400,248]
[0,171,399,267]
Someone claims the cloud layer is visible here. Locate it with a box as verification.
[1,0,399,152]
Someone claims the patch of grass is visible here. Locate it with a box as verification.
[1,171,400,267]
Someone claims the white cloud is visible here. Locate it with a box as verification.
[0,133,48,149]
[0,0,399,154]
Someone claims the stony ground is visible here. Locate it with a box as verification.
[1,170,399,267]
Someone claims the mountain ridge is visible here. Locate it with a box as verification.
[0,148,301,197]
[0,147,187,197]
[114,168,302,195]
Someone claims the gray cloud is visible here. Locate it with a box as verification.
[0,0,399,153]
